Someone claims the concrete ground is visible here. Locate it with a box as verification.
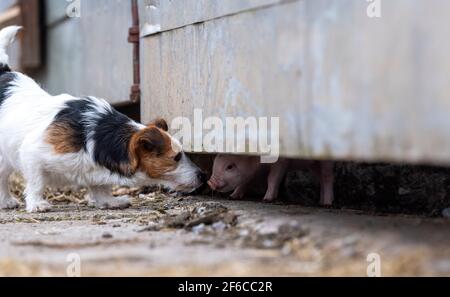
[0,189,449,276]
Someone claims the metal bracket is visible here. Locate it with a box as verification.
[128,0,140,103]
[128,25,140,43]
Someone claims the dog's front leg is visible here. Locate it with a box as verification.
[88,186,131,209]
[0,158,20,209]
[23,168,51,213]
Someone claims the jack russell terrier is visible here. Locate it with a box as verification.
[0,26,206,213]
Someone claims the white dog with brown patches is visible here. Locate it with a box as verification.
[0,26,206,213]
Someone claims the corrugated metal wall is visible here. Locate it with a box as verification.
[34,0,133,105]
[140,0,450,165]
[2,0,450,165]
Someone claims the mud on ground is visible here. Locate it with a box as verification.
[1,165,450,276]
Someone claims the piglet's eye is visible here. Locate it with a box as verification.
[174,152,182,162]
[226,164,234,170]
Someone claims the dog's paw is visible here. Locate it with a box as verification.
[93,195,131,210]
[26,200,52,213]
[0,197,21,209]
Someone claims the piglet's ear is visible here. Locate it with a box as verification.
[149,118,168,131]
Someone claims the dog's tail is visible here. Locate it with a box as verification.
[0,26,21,71]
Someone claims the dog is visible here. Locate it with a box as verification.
[0,26,206,212]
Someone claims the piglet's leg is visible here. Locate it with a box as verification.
[230,184,247,200]
[263,159,289,202]
[319,161,334,206]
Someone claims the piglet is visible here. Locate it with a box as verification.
[207,154,334,205]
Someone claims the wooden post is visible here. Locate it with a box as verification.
[19,0,42,71]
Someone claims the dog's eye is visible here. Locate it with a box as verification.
[226,164,234,170]
[174,152,182,162]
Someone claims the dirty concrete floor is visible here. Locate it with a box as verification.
[0,186,449,276]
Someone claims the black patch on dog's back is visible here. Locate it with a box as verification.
[0,70,16,109]
[52,98,96,151]
[0,63,11,72]
[51,97,138,176]
[92,108,137,177]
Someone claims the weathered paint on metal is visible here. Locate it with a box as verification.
[44,0,68,26]
[140,0,450,165]
[138,0,289,37]
[35,0,133,105]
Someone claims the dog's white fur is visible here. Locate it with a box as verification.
[0,26,202,212]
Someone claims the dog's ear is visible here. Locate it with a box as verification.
[149,118,168,131]
[129,127,168,172]
[138,127,166,155]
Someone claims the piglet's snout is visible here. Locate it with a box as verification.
[207,177,223,191]
[207,179,216,190]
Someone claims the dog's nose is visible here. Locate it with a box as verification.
[197,171,207,183]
